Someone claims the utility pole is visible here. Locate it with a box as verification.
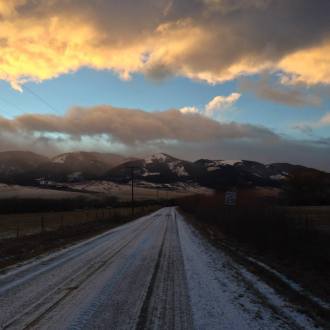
[128,166,138,216]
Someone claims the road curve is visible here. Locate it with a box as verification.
[0,207,319,329]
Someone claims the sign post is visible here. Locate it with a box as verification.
[225,191,237,206]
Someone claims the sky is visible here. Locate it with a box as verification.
[0,0,330,170]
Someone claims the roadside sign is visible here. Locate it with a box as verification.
[225,191,237,206]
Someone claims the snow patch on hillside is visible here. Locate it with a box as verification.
[270,174,286,181]
[145,153,168,164]
[142,170,161,177]
[52,154,68,164]
[220,160,241,166]
[206,160,241,171]
[168,162,188,177]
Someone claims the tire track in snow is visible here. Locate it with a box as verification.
[136,215,168,330]
[1,214,157,329]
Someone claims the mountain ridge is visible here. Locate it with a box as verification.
[0,151,328,188]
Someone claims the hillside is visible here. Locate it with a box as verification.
[105,153,328,189]
[0,151,329,190]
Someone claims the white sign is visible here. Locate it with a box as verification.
[225,191,237,206]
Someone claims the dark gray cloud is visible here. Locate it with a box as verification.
[0,105,329,171]
[0,106,278,144]
[156,138,330,172]
[239,77,322,107]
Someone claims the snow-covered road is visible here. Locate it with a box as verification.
[0,207,320,329]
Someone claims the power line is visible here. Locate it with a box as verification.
[0,95,26,115]
[23,85,59,115]
[0,68,59,115]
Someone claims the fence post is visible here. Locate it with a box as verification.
[305,216,309,237]
[16,222,20,239]
[60,214,64,230]
[41,216,45,233]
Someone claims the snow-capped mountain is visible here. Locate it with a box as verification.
[105,153,193,183]
[49,152,131,177]
[0,151,328,188]
[105,153,327,188]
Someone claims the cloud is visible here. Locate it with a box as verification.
[320,113,330,126]
[205,93,241,116]
[0,0,329,90]
[179,106,199,114]
[0,106,278,146]
[278,43,330,85]
[294,112,330,134]
[239,77,321,107]
[1,104,278,152]
[180,93,240,117]
[0,105,329,171]
[160,137,330,172]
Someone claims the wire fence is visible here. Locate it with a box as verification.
[0,206,158,240]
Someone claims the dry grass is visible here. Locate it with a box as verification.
[286,206,330,233]
[0,205,160,270]
[177,193,330,303]
[0,182,212,203]
[0,206,154,240]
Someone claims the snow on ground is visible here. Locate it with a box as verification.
[66,180,212,197]
[177,212,319,330]
[207,160,242,171]
[220,160,242,166]
[65,181,122,193]
[145,153,168,164]
[168,162,189,176]
[52,154,68,164]
[63,181,213,201]
[141,169,161,176]
[0,207,321,329]
[245,256,330,310]
[270,174,287,180]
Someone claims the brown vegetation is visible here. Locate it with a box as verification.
[177,192,330,302]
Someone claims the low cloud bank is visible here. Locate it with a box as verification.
[0,105,329,171]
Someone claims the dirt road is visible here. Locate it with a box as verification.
[0,208,319,329]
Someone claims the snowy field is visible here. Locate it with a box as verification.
[0,181,212,201]
[64,180,213,201]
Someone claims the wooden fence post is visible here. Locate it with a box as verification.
[60,214,64,230]
[41,216,45,233]
[16,222,20,239]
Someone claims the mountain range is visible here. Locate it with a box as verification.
[0,151,328,189]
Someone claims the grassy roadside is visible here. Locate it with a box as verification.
[179,209,330,327]
[177,195,330,298]
[0,206,160,271]
[176,193,330,325]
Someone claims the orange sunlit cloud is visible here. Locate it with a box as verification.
[0,0,330,90]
